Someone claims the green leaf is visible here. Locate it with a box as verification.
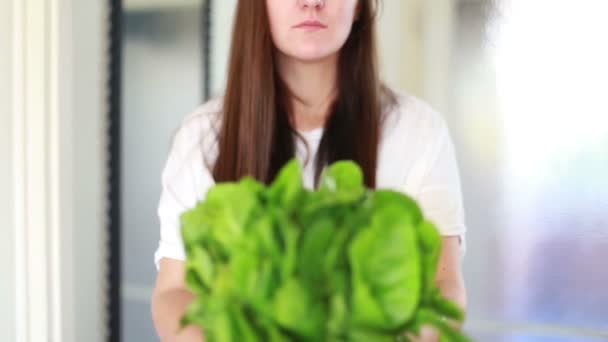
[179,158,466,341]
[417,220,442,301]
[207,185,257,247]
[250,213,279,258]
[185,246,214,295]
[319,161,366,206]
[180,298,206,329]
[229,250,259,299]
[181,182,259,260]
[273,277,324,339]
[319,160,364,194]
[327,292,347,338]
[349,204,422,329]
[298,216,335,290]
[231,306,259,342]
[349,273,386,327]
[348,327,396,342]
[180,201,211,250]
[239,176,265,196]
[431,290,466,322]
[212,311,235,342]
[268,159,304,212]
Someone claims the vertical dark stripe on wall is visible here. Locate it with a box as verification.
[108,0,122,340]
[202,0,213,101]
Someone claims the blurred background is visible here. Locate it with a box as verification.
[1,0,607,341]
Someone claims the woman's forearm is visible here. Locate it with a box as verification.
[410,277,467,342]
[152,288,204,342]
[438,277,467,317]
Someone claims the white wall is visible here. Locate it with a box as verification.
[0,0,16,341]
[377,0,418,92]
[0,0,107,340]
[377,0,455,113]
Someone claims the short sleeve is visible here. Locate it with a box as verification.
[415,119,467,254]
[154,112,217,270]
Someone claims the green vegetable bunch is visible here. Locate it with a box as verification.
[180,159,470,341]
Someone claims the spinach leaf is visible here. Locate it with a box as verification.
[180,159,470,341]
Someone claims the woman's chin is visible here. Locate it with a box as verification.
[285,49,339,64]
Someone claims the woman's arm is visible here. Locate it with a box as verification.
[152,258,205,342]
[410,236,467,341]
[435,236,467,316]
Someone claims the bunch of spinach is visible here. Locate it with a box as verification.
[180,159,470,341]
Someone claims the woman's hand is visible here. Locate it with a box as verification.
[152,258,205,342]
[407,326,440,342]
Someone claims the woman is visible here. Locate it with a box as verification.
[152,0,467,341]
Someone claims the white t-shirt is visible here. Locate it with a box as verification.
[154,92,467,269]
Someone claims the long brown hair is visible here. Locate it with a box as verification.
[213,0,393,188]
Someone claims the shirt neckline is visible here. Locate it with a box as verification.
[297,127,324,141]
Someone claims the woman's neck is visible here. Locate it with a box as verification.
[277,53,338,132]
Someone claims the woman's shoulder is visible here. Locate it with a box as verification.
[376,90,456,191]
[169,97,224,164]
[181,97,224,131]
[176,97,223,140]
[383,89,450,143]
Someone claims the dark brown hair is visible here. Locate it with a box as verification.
[213,0,394,188]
